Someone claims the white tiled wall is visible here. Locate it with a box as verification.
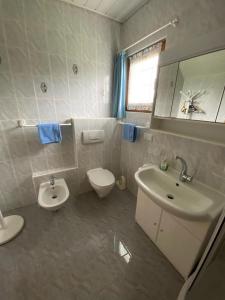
[121,113,225,196]
[120,0,225,196]
[74,118,121,194]
[31,118,122,201]
[0,0,120,211]
[1,0,225,212]
[121,0,225,53]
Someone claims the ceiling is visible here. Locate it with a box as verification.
[60,0,149,23]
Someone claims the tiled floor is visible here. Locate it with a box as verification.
[0,189,183,300]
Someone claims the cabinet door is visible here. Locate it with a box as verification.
[154,62,178,118]
[135,189,161,242]
[170,50,225,122]
[216,89,225,123]
[156,211,201,278]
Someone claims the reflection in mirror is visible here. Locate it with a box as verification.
[154,62,178,117]
[171,49,225,122]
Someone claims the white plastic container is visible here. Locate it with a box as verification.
[116,176,126,190]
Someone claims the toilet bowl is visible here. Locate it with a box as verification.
[87,168,115,198]
[38,178,69,211]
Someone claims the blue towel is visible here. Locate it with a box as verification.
[122,123,137,142]
[37,123,62,144]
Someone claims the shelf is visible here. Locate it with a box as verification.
[151,117,225,147]
[32,167,77,178]
[151,129,225,147]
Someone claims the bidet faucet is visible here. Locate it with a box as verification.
[49,175,55,186]
[175,156,192,183]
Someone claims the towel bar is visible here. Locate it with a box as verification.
[17,119,72,128]
[118,121,150,129]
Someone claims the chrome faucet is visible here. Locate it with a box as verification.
[49,175,55,187]
[175,156,193,183]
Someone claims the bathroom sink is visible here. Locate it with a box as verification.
[135,165,225,221]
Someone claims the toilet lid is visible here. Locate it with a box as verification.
[87,168,115,187]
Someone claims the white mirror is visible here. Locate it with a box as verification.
[154,62,178,118]
[171,50,225,122]
[154,49,225,123]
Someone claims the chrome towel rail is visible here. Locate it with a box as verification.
[17,119,72,128]
[118,121,150,129]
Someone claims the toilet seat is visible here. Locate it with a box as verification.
[87,168,115,187]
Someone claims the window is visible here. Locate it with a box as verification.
[126,40,165,112]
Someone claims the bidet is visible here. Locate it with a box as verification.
[38,178,69,211]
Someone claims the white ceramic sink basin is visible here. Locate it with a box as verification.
[135,165,225,221]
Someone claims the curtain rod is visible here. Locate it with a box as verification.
[121,18,179,53]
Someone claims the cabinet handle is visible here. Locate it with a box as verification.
[160,229,164,232]
[153,222,157,226]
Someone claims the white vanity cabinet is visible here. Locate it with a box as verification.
[156,211,202,277]
[135,188,161,241]
[135,189,211,278]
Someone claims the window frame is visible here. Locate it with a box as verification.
[126,39,166,113]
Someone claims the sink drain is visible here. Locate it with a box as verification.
[167,194,174,200]
[52,195,57,199]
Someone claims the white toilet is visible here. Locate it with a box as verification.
[87,168,115,198]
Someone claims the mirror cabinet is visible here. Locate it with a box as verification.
[154,49,225,124]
